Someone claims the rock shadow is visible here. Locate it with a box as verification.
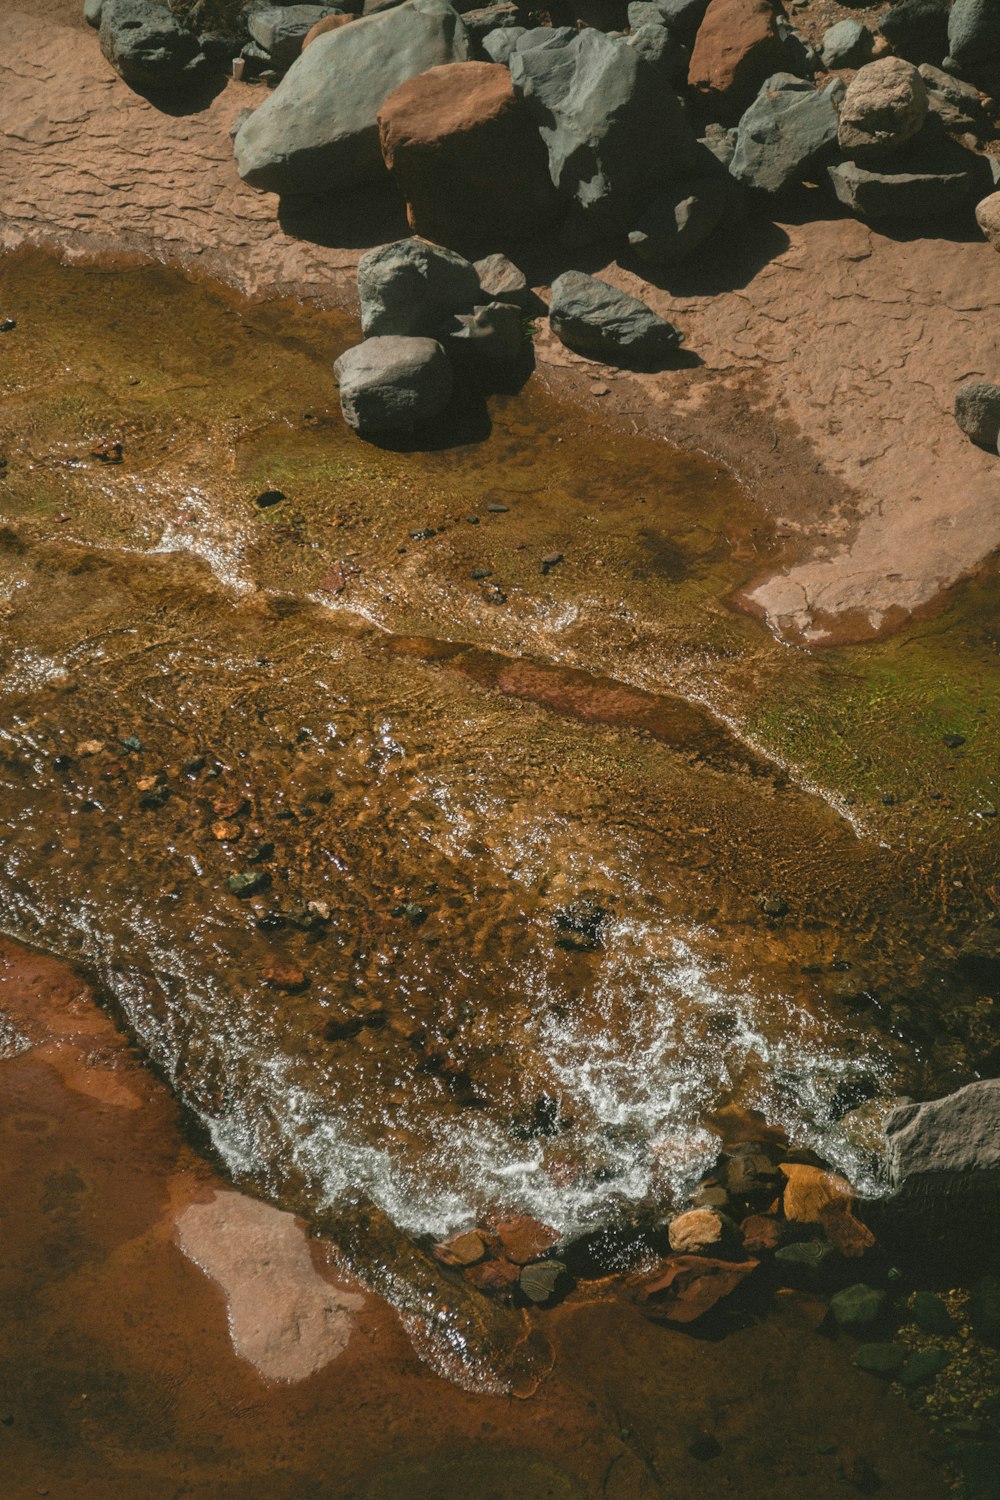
[619,213,792,299]
[127,68,229,118]
[278,184,411,250]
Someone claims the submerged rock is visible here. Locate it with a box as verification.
[638,1254,758,1322]
[549,271,684,362]
[333,336,454,436]
[99,0,209,92]
[829,1282,886,1330]
[233,0,471,196]
[357,238,481,338]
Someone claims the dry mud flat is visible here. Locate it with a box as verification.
[2,1,1000,647]
[0,937,952,1499]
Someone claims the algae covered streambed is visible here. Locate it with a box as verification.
[0,249,998,1387]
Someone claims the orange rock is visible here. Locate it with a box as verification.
[688,0,788,122]
[668,1208,726,1254]
[779,1163,853,1224]
[637,1255,758,1323]
[378,62,560,248]
[261,961,308,993]
[819,1198,876,1258]
[432,1229,487,1267]
[495,1214,559,1265]
[302,12,353,48]
[211,819,242,841]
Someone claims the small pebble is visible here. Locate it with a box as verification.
[942,732,966,749]
[540,551,563,576]
[486,502,509,513]
[471,567,492,580]
[0,319,16,333]
[465,515,480,525]
[591,383,610,396]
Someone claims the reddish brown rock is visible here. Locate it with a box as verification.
[819,1198,877,1258]
[637,1255,758,1323]
[464,1256,521,1294]
[741,1213,783,1254]
[706,1102,789,1148]
[688,0,788,122]
[780,1163,853,1224]
[432,1229,488,1267]
[377,62,561,248]
[302,12,353,49]
[261,961,308,993]
[495,1214,559,1264]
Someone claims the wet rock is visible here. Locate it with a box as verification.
[464,1255,521,1293]
[247,5,343,70]
[227,870,271,897]
[911,1289,954,1334]
[509,26,697,239]
[519,1259,568,1304]
[829,1283,886,1330]
[954,383,1000,448]
[879,0,951,66]
[358,238,480,339]
[821,21,872,71]
[378,62,560,246]
[333,336,453,436]
[552,898,607,951]
[496,1214,559,1264]
[755,890,788,916]
[76,738,105,756]
[773,1238,841,1287]
[211,819,243,841]
[819,1198,877,1258]
[854,1341,908,1378]
[837,58,928,160]
[901,1347,950,1386]
[730,73,845,195]
[233,0,471,195]
[741,1213,783,1253]
[948,0,1000,79]
[780,1164,854,1223]
[99,0,209,92]
[827,149,974,220]
[958,918,1000,981]
[637,1254,758,1323]
[627,175,729,263]
[473,252,532,309]
[688,0,792,123]
[262,960,308,992]
[668,1208,732,1253]
[432,1228,488,1266]
[549,271,683,363]
[724,1147,779,1197]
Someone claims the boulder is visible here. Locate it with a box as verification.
[820,20,872,71]
[247,5,343,70]
[449,301,525,367]
[837,57,928,159]
[481,25,527,63]
[828,149,973,220]
[358,238,481,338]
[688,0,792,123]
[233,0,471,196]
[626,22,690,86]
[99,0,209,92]
[548,271,684,362]
[509,26,698,238]
[730,73,845,194]
[948,0,1000,77]
[879,0,951,66]
[921,63,990,138]
[635,0,708,38]
[627,175,729,262]
[377,62,560,246]
[780,1163,853,1223]
[474,251,532,307]
[333,336,454,435]
[874,1080,1000,1273]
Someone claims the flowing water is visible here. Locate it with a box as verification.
[0,249,997,1387]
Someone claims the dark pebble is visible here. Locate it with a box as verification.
[756,891,788,917]
[410,528,436,540]
[139,786,170,810]
[228,870,271,898]
[540,552,563,576]
[486,502,508,512]
[254,490,285,508]
[466,515,480,525]
[53,754,72,772]
[471,567,492,580]
[246,841,274,862]
[942,733,966,748]
[182,756,206,776]
[0,319,15,333]
[687,1434,722,1462]
[881,792,895,805]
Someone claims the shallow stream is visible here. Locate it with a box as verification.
[0,249,997,1387]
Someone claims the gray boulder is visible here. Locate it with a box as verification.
[838,57,929,160]
[633,0,707,37]
[85,0,104,27]
[730,74,845,195]
[873,1080,1000,1273]
[549,270,683,362]
[480,25,527,62]
[627,175,729,263]
[247,6,343,70]
[234,0,471,196]
[820,20,872,71]
[948,0,1000,76]
[625,22,689,86]
[358,238,481,339]
[879,0,951,65]
[509,26,697,239]
[828,147,974,220]
[334,336,453,434]
[99,0,209,91]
